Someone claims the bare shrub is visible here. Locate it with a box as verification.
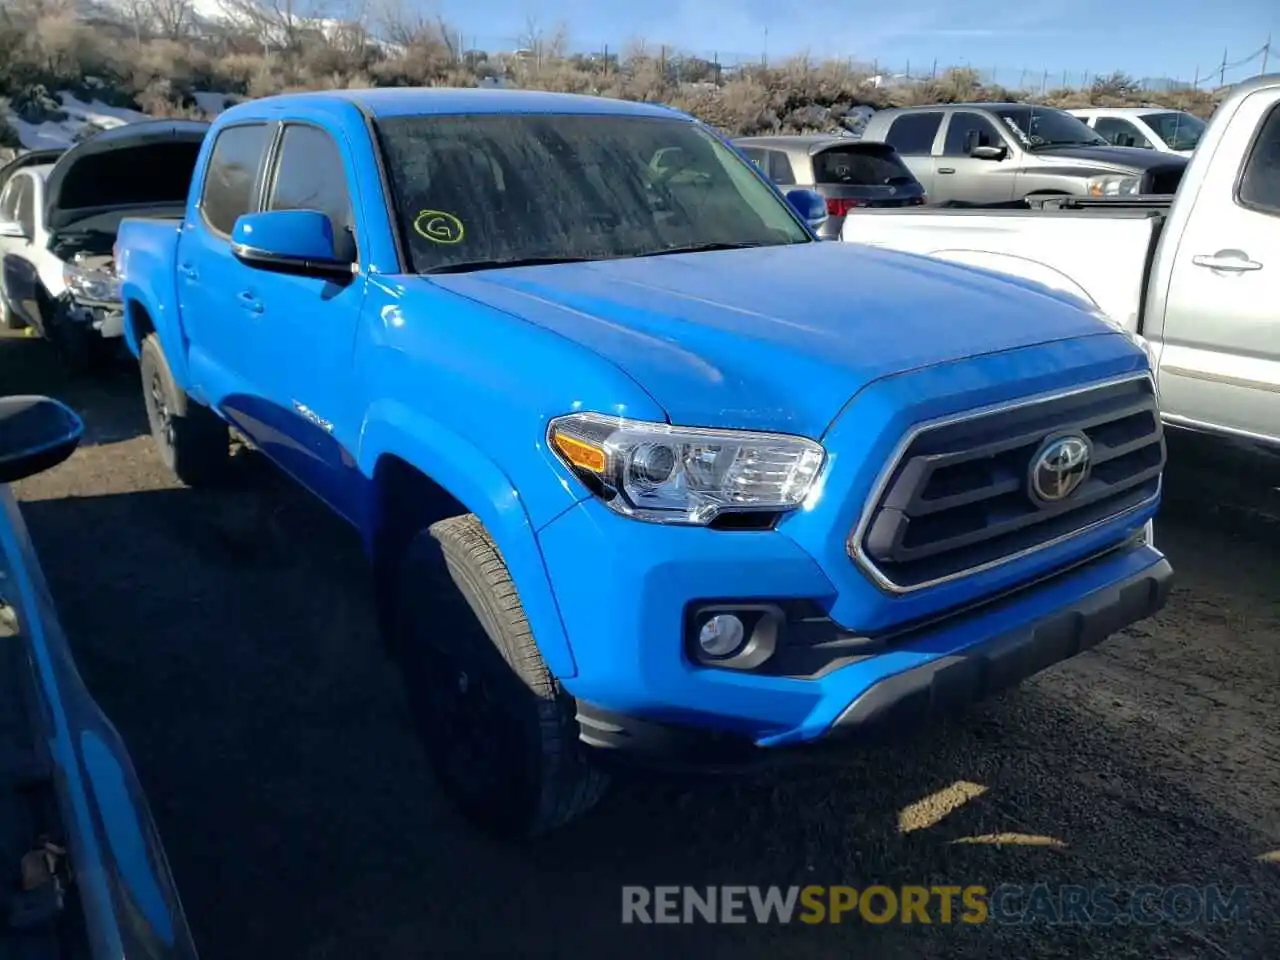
[0,3,1227,136]
[0,111,21,148]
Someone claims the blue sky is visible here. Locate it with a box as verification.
[433,0,1278,87]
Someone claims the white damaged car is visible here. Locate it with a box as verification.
[0,120,208,370]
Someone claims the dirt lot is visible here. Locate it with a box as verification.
[4,332,1279,959]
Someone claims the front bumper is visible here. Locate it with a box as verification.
[571,548,1171,768]
[828,552,1170,737]
[538,493,1169,764]
[64,298,125,338]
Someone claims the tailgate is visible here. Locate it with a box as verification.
[841,209,1160,331]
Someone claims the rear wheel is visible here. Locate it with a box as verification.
[140,334,230,486]
[393,514,607,838]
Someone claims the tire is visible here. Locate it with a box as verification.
[37,290,102,374]
[393,514,608,838]
[49,317,95,374]
[139,334,230,486]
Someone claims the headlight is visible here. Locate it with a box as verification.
[1086,175,1142,198]
[547,412,826,525]
[1090,309,1157,380]
[63,260,121,304]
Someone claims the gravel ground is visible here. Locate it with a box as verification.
[4,332,1279,959]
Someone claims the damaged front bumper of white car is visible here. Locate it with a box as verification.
[62,253,124,338]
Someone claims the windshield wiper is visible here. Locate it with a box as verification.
[424,255,601,275]
[635,241,776,258]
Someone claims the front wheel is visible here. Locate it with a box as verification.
[393,514,608,838]
[140,334,230,486]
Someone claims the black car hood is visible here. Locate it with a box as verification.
[43,119,209,232]
[1034,143,1187,173]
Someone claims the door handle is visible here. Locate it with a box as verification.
[237,291,263,314]
[938,167,956,174]
[1192,252,1262,272]
[178,263,197,280]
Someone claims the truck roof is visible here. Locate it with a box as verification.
[877,102,1033,113]
[224,87,690,122]
[1067,107,1185,117]
[1216,71,1280,107]
[733,134,865,152]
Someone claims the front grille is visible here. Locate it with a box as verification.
[1146,166,1185,195]
[850,375,1164,592]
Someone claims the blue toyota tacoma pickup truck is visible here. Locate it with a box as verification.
[115,88,1172,838]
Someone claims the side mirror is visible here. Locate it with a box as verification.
[970,145,1007,161]
[785,188,829,230]
[0,396,84,484]
[0,219,27,239]
[230,210,354,282]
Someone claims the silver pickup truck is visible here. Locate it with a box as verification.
[860,102,1187,205]
[843,74,1280,452]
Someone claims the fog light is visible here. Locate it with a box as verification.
[698,614,746,658]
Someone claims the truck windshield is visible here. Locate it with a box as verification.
[989,107,1108,148]
[373,113,812,274]
[1143,112,1206,151]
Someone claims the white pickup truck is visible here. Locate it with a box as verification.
[842,74,1280,452]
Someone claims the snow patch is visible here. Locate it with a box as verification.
[191,91,234,117]
[4,92,148,151]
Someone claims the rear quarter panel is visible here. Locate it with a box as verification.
[118,218,186,373]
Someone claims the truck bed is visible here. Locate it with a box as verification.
[841,198,1172,332]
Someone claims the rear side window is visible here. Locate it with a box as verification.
[1238,104,1280,215]
[942,113,1006,156]
[0,179,18,221]
[813,147,916,185]
[267,124,356,259]
[1094,117,1153,150]
[15,180,34,237]
[739,146,767,171]
[766,150,796,185]
[200,123,272,236]
[738,147,795,184]
[883,113,943,155]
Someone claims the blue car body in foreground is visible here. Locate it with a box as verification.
[116,87,1171,832]
[1,483,197,958]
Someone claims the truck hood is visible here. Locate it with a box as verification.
[1033,143,1188,175]
[428,242,1118,438]
[44,119,208,233]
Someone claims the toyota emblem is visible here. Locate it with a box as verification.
[1029,434,1092,503]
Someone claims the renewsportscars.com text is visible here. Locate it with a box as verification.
[621,884,1251,926]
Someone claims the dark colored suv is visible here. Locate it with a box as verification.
[733,135,926,238]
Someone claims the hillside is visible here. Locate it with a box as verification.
[0,0,1226,151]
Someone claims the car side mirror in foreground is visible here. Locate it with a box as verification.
[785,188,830,230]
[0,396,84,483]
[230,210,355,282]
